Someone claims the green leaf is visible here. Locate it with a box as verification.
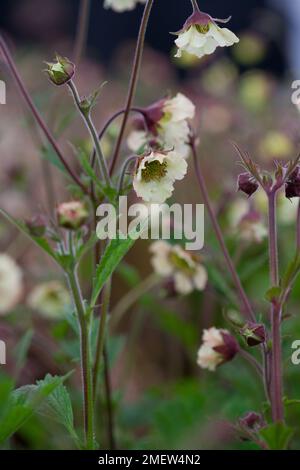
[259,422,294,450]
[206,265,237,306]
[265,286,282,303]
[41,145,68,175]
[281,253,300,291]
[0,209,59,265]
[90,219,148,309]
[14,329,34,376]
[0,373,70,443]
[37,377,79,445]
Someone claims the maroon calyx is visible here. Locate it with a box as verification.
[237,172,259,198]
[213,331,239,363]
[285,165,300,199]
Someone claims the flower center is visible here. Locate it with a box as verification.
[141,160,168,183]
[169,252,195,275]
[195,23,210,34]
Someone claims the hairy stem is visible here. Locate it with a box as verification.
[68,80,111,187]
[103,346,116,450]
[109,0,154,175]
[74,0,91,65]
[90,108,145,172]
[267,190,284,422]
[191,142,255,321]
[93,280,111,397]
[67,268,94,449]
[0,35,88,195]
[297,200,300,250]
[191,0,200,12]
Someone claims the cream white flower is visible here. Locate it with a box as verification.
[197,327,238,371]
[133,150,187,203]
[0,253,23,315]
[238,211,267,244]
[27,281,71,319]
[104,0,146,12]
[150,241,207,295]
[128,93,195,158]
[174,10,239,59]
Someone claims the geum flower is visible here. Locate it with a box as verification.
[28,281,71,319]
[150,241,207,295]
[133,149,187,204]
[174,7,239,59]
[104,0,146,13]
[128,93,195,159]
[197,327,239,371]
[0,253,23,315]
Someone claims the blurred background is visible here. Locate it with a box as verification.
[1,0,300,451]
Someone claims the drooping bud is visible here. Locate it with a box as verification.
[285,165,300,199]
[45,55,75,86]
[237,172,259,197]
[57,201,88,230]
[26,214,48,237]
[239,411,265,431]
[240,321,266,347]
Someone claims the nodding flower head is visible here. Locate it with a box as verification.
[128,93,195,159]
[174,8,239,59]
[197,327,239,371]
[45,55,75,86]
[285,165,300,199]
[237,172,259,197]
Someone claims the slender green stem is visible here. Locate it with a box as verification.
[267,190,284,422]
[103,346,116,450]
[67,268,94,449]
[68,80,111,187]
[93,280,112,397]
[0,35,88,195]
[90,108,145,171]
[191,141,255,322]
[109,0,154,175]
[74,0,91,65]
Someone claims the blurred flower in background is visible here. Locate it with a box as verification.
[0,254,23,315]
[27,280,71,319]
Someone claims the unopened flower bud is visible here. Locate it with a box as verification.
[57,201,88,230]
[237,172,259,197]
[26,214,47,237]
[285,166,300,199]
[46,56,75,86]
[239,411,265,431]
[240,321,266,347]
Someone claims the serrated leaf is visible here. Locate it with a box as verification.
[0,373,69,443]
[259,422,294,450]
[37,378,79,444]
